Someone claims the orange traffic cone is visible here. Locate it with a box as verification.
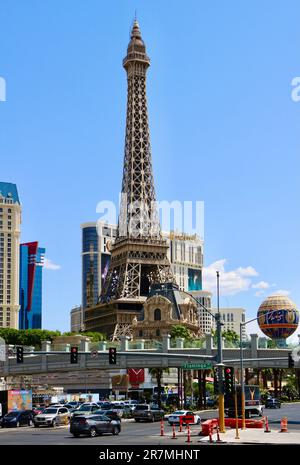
[179,418,183,433]
[279,417,288,433]
[185,424,192,443]
[209,423,213,443]
[172,423,177,439]
[264,416,271,433]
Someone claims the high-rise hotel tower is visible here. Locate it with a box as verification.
[0,183,21,329]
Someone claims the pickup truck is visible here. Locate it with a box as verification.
[132,404,164,422]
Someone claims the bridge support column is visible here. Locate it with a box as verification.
[162,334,171,353]
[176,338,184,349]
[137,339,145,350]
[79,339,90,352]
[120,336,130,352]
[41,341,52,352]
[64,344,71,352]
[99,341,107,351]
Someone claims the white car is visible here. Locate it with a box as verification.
[33,406,70,427]
[168,410,201,425]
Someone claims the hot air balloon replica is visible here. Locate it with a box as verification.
[257,294,299,347]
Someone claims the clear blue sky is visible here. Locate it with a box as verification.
[1,1,300,337]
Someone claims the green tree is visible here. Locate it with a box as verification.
[212,328,240,346]
[62,331,106,342]
[170,325,192,341]
[0,328,61,348]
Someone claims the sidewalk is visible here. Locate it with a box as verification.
[198,427,300,444]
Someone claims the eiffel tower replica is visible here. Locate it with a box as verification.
[84,20,175,340]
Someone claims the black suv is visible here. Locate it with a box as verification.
[265,398,281,409]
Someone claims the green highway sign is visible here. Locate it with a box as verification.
[181,362,213,370]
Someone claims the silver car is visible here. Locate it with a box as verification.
[33,407,70,427]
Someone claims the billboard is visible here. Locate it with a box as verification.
[127,368,145,386]
[188,268,202,291]
[111,375,129,391]
[8,390,32,411]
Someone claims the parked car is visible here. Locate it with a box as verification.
[32,406,45,416]
[33,406,70,427]
[108,404,124,418]
[65,401,81,409]
[98,402,112,410]
[168,410,201,425]
[206,397,217,407]
[94,409,121,423]
[1,410,34,428]
[70,414,121,437]
[265,398,281,409]
[132,404,164,422]
[71,403,99,418]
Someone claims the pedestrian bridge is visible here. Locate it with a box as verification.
[0,334,297,377]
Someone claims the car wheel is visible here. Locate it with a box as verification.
[73,433,80,438]
[151,415,155,422]
[34,424,39,428]
[135,419,140,422]
[89,427,97,438]
[52,419,58,427]
[112,426,119,436]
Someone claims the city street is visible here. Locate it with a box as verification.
[0,404,300,445]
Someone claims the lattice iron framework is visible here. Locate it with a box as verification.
[100,20,175,305]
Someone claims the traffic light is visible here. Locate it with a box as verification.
[109,347,117,365]
[288,352,295,368]
[70,346,78,364]
[213,366,224,394]
[16,346,23,364]
[224,366,235,395]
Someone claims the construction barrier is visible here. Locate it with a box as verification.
[225,418,264,429]
[279,417,288,433]
[179,414,195,425]
[200,419,219,436]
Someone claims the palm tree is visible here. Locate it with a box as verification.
[149,367,170,408]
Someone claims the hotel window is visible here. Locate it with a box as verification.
[154,308,161,321]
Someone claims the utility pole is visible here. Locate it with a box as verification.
[216,271,225,433]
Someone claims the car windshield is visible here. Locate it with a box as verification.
[78,405,92,411]
[135,405,148,411]
[172,411,186,415]
[43,408,58,414]
[5,411,20,417]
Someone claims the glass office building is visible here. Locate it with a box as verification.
[19,242,45,329]
[82,225,99,309]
